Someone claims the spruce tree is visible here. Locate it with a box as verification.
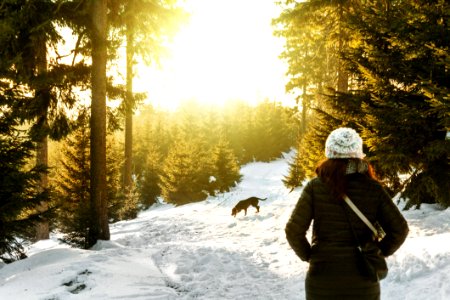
[133,106,172,208]
[159,139,208,205]
[210,139,242,193]
[277,0,449,208]
[0,107,48,261]
[106,133,139,222]
[274,0,359,185]
[0,0,91,240]
[340,0,450,208]
[54,112,91,249]
[54,111,136,248]
[283,109,338,189]
[222,101,250,162]
[138,144,163,209]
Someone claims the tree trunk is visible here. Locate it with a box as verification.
[88,0,110,247]
[35,136,49,240]
[35,33,49,241]
[123,18,134,193]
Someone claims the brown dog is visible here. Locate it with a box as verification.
[231,197,267,217]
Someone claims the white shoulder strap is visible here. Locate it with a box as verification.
[343,194,378,236]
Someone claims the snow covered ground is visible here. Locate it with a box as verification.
[1,152,449,300]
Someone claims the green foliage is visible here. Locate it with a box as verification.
[1,0,94,243]
[0,4,55,257]
[0,0,90,141]
[159,139,209,205]
[133,107,171,207]
[221,101,253,161]
[220,100,298,163]
[252,100,297,162]
[0,123,47,262]
[342,0,450,208]
[133,100,298,206]
[53,112,91,248]
[0,0,186,250]
[106,133,139,221]
[138,144,163,209]
[210,139,242,194]
[273,0,354,134]
[273,0,341,95]
[274,0,355,189]
[53,112,137,248]
[278,0,450,208]
[113,182,140,221]
[283,108,338,189]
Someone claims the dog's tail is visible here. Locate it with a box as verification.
[258,197,268,201]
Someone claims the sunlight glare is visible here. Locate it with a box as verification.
[135,0,293,110]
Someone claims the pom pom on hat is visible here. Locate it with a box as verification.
[325,127,365,159]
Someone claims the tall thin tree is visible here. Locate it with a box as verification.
[34,30,50,240]
[123,2,135,194]
[114,0,186,194]
[88,0,110,246]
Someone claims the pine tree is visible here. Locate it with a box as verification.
[222,101,251,162]
[283,109,338,189]
[339,0,450,208]
[106,133,139,222]
[138,144,163,209]
[88,0,110,246]
[251,101,275,162]
[282,141,304,190]
[274,0,359,184]
[277,0,449,208]
[0,0,91,240]
[159,140,208,205]
[109,0,186,195]
[133,106,172,208]
[0,106,48,261]
[210,139,242,193]
[54,112,91,249]
[263,101,298,160]
[54,111,137,248]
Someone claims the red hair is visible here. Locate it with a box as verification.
[315,158,378,200]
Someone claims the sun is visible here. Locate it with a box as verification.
[134,0,293,111]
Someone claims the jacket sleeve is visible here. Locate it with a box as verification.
[376,187,409,257]
[285,180,314,262]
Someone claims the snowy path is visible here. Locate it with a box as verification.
[108,154,305,299]
[1,152,450,299]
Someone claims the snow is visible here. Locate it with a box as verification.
[1,152,450,300]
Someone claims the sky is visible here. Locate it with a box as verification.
[1,151,450,299]
[134,0,294,111]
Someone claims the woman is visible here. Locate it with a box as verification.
[285,127,409,300]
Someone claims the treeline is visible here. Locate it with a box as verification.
[275,0,449,209]
[132,100,297,205]
[48,100,297,247]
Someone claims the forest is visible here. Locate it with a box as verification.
[1,0,449,264]
[275,0,449,208]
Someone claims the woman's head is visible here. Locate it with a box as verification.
[317,127,376,200]
[325,127,365,159]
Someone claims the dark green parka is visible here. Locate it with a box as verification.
[285,174,409,300]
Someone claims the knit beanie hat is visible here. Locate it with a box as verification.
[325,127,365,159]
